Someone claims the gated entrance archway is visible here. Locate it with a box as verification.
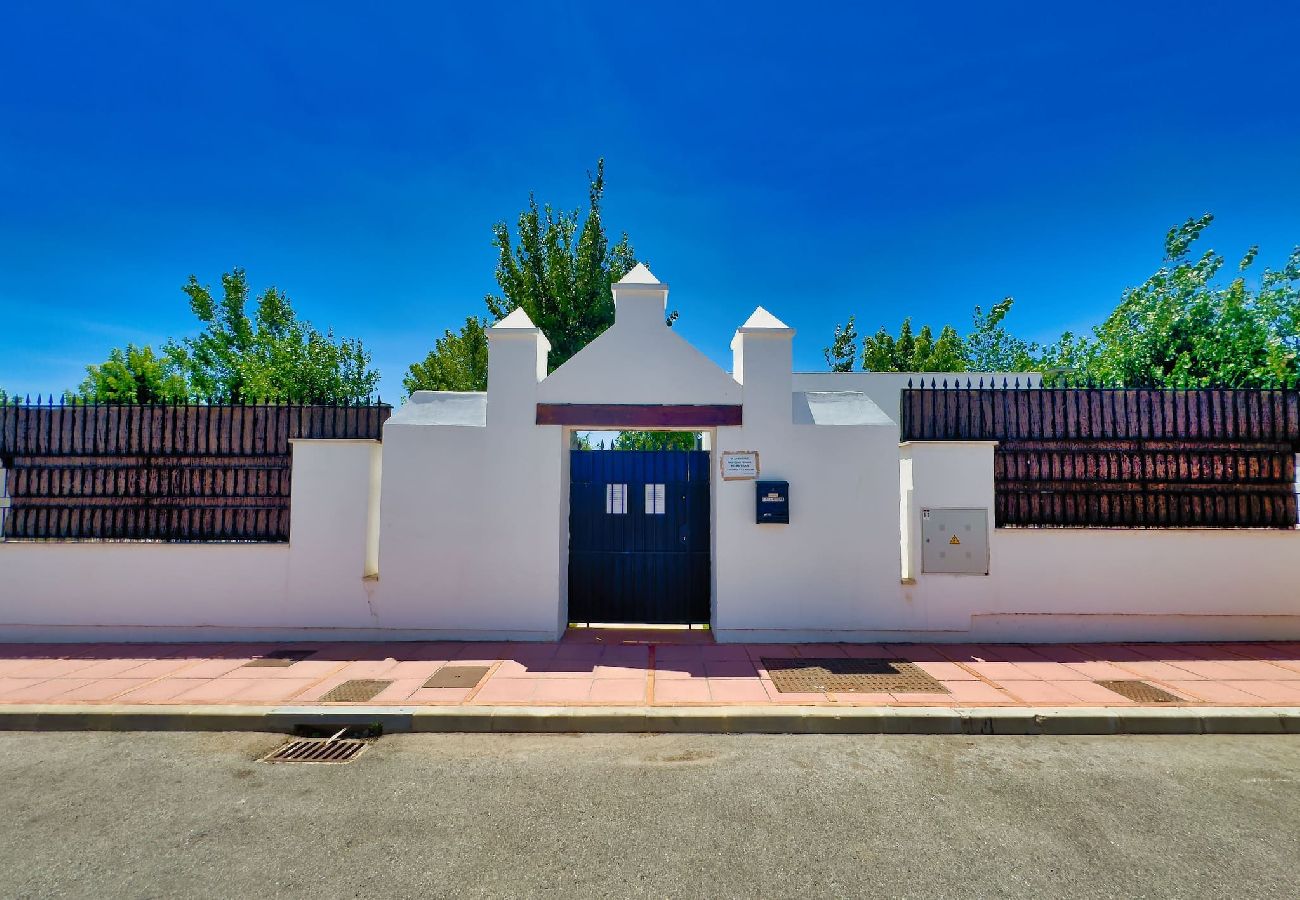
[567,448,711,625]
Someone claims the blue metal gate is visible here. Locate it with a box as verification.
[568,450,711,625]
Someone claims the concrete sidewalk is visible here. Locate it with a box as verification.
[1,633,1299,733]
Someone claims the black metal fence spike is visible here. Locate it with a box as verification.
[907,378,913,389]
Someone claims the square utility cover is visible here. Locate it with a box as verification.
[921,508,989,575]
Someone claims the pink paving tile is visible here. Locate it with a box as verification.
[965,662,1028,681]
[10,658,103,678]
[1021,645,1093,663]
[1182,659,1300,680]
[976,644,1046,662]
[695,644,749,661]
[327,659,400,678]
[70,657,164,678]
[174,658,253,679]
[883,691,956,707]
[491,659,532,677]
[931,643,986,663]
[0,678,54,699]
[2,678,99,702]
[1055,680,1137,704]
[1220,680,1300,702]
[911,660,976,681]
[594,662,650,678]
[406,687,472,703]
[995,681,1081,703]
[175,679,264,702]
[114,679,213,703]
[708,680,772,703]
[653,680,712,703]
[1113,660,1206,681]
[653,661,707,680]
[841,644,905,659]
[793,644,851,659]
[370,678,428,702]
[828,692,896,704]
[1061,661,1137,680]
[1161,681,1268,703]
[940,680,1014,703]
[470,678,539,703]
[232,678,321,702]
[654,644,705,662]
[531,679,594,702]
[588,679,648,703]
[759,680,826,703]
[1007,661,1090,681]
[599,646,651,665]
[552,644,605,662]
[745,644,801,660]
[704,660,761,679]
[113,658,200,679]
[1157,659,1254,680]
[53,678,153,701]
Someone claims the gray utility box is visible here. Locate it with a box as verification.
[921,508,989,575]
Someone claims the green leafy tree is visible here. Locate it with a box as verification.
[78,344,190,403]
[403,317,489,394]
[1082,214,1300,386]
[406,160,637,393]
[611,431,698,450]
[823,316,858,371]
[858,318,970,372]
[964,298,1039,372]
[164,268,379,402]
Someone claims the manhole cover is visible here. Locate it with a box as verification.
[262,737,369,764]
[244,649,315,668]
[319,679,392,702]
[1097,680,1183,703]
[762,658,949,694]
[424,665,491,689]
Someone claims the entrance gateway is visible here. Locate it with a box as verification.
[567,448,710,625]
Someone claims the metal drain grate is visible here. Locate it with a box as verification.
[763,658,949,694]
[262,736,369,764]
[244,649,315,668]
[1097,680,1183,703]
[319,679,392,702]
[424,665,491,689]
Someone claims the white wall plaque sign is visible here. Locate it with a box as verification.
[720,450,760,481]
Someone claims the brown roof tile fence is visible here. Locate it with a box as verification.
[0,400,391,542]
[900,385,1300,529]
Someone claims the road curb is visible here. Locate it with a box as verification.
[1,703,1298,735]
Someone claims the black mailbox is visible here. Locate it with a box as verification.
[756,480,789,524]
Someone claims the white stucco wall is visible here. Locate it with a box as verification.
[3,266,1296,645]
[0,440,382,641]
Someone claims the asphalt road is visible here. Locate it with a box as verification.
[0,731,1296,899]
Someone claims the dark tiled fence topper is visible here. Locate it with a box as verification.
[0,400,391,541]
[900,384,1300,529]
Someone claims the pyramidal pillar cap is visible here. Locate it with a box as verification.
[733,306,795,340]
[614,262,668,290]
[490,306,551,348]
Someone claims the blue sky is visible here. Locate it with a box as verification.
[2,1,1299,399]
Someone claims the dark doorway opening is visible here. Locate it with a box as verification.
[567,440,710,626]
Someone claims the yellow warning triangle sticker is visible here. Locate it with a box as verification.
[949,535,961,545]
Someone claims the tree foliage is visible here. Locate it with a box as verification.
[861,319,968,372]
[611,431,698,451]
[403,317,489,395]
[165,268,378,402]
[79,344,189,403]
[1082,215,1300,386]
[74,269,379,403]
[825,215,1300,386]
[405,160,637,394]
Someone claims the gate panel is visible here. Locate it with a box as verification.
[568,449,710,625]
